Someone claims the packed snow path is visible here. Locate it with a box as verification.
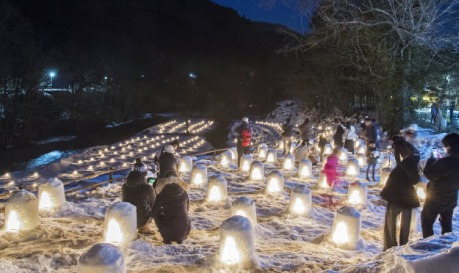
[0,118,458,273]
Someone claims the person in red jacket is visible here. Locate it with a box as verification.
[235,117,252,167]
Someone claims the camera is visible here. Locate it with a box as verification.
[387,144,392,149]
[432,148,438,158]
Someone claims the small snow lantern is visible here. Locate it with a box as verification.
[337,148,349,162]
[347,181,367,205]
[77,243,126,273]
[381,155,396,168]
[289,142,298,153]
[357,145,366,155]
[240,154,253,172]
[345,159,360,177]
[258,146,268,161]
[356,154,367,168]
[191,164,208,188]
[283,154,295,171]
[249,161,264,181]
[331,206,361,247]
[354,139,362,149]
[317,170,329,189]
[297,159,312,180]
[289,185,311,216]
[219,216,256,268]
[231,197,257,226]
[206,176,228,202]
[220,151,233,168]
[228,148,238,162]
[38,177,66,210]
[321,155,329,170]
[379,167,393,187]
[178,156,193,172]
[414,176,428,201]
[4,190,39,231]
[294,146,309,162]
[323,144,333,155]
[265,170,284,195]
[103,202,137,246]
[257,143,267,153]
[278,140,284,150]
[266,149,278,164]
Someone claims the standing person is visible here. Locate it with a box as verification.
[372,119,381,149]
[431,104,438,124]
[392,135,419,165]
[365,141,379,181]
[344,121,356,153]
[364,118,377,147]
[299,118,313,147]
[158,145,179,179]
[122,158,156,234]
[235,117,252,168]
[151,168,191,244]
[282,118,295,154]
[380,142,420,251]
[421,133,459,238]
[333,121,344,149]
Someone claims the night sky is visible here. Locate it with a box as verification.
[211,0,311,33]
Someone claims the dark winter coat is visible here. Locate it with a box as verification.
[318,135,327,153]
[423,144,459,209]
[380,154,421,209]
[122,171,156,228]
[393,136,419,165]
[365,123,377,144]
[299,122,313,140]
[158,152,178,179]
[333,125,344,148]
[366,146,379,164]
[282,123,295,137]
[151,176,191,242]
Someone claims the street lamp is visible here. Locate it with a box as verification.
[49,72,56,88]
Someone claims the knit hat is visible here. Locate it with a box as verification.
[132,157,148,173]
[242,117,249,123]
[164,145,175,154]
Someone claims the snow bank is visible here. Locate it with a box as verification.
[77,243,126,273]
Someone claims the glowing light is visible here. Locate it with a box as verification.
[179,162,187,172]
[208,186,222,202]
[417,187,426,200]
[259,149,267,159]
[267,153,275,163]
[293,198,306,214]
[300,166,309,178]
[235,210,247,218]
[283,156,294,170]
[221,236,240,264]
[267,178,281,193]
[6,210,20,231]
[347,166,356,176]
[39,191,52,209]
[332,222,349,244]
[105,219,123,245]
[250,168,262,180]
[323,145,333,155]
[221,156,229,167]
[348,190,361,205]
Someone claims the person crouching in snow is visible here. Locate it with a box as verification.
[122,158,156,234]
[366,141,380,181]
[151,146,191,244]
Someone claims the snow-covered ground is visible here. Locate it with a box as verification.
[0,106,457,273]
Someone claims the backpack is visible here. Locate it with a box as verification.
[240,126,251,147]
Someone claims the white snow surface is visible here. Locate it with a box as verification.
[0,114,458,272]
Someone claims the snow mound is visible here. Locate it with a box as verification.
[77,243,126,273]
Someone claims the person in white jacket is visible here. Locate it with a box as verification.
[344,121,357,153]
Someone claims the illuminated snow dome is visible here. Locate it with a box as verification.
[38,177,66,211]
[266,149,278,164]
[265,170,284,195]
[220,151,233,168]
[231,197,257,227]
[219,216,257,269]
[297,159,312,180]
[323,144,333,155]
[258,146,268,161]
[345,158,360,177]
[379,167,393,187]
[3,190,39,232]
[354,139,363,149]
[257,143,267,153]
[294,146,309,162]
[77,243,126,273]
[414,176,428,201]
[357,145,367,155]
[329,206,362,249]
[356,154,367,168]
[240,154,253,172]
[228,147,238,162]
[283,153,295,171]
[191,164,208,188]
[249,161,264,181]
[103,202,137,246]
[347,181,367,206]
[206,175,229,203]
[178,156,193,172]
[382,154,396,168]
[289,185,312,217]
[337,147,349,162]
[317,170,329,189]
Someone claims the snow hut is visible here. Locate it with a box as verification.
[178,156,193,172]
[289,185,312,216]
[206,176,228,203]
[38,177,66,210]
[228,148,238,162]
[265,170,284,195]
[345,159,360,177]
[323,144,333,155]
[240,154,253,172]
[297,159,312,180]
[231,197,257,226]
[220,151,232,168]
[337,147,349,162]
[4,190,39,231]
[191,164,207,188]
[258,146,268,161]
[249,161,264,181]
[103,202,137,246]
[331,206,361,248]
[219,216,256,268]
[356,154,367,168]
[317,170,329,189]
[357,145,366,155]
[347,181,367,205]
[266,149,278,164]
[283,154,295,171]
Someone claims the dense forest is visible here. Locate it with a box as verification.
[0,0,293,148]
